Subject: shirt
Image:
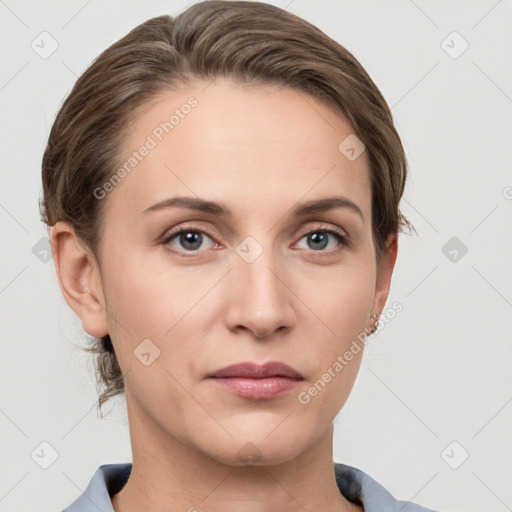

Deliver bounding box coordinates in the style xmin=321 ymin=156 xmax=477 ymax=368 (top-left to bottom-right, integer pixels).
xmin=61 ymin=462 xmax=439 ymax=511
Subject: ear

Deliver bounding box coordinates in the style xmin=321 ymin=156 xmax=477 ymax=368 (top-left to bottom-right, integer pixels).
xmin=371 ymin=233 xmax=398 ymax=318
xmin=50 ymin=221 xmax=109 ymax=338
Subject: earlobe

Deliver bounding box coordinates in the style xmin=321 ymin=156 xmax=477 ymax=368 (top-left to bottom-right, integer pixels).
xmin=50 ymin=222 xmax=109 ymax=338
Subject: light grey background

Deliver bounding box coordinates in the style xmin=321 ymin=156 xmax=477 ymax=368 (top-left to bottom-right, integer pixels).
xmin=1 ymin=1 xmax=511 ymax=511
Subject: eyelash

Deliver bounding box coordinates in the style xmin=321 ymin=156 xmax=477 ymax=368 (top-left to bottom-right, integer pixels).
xmin=161 ymin=223 xmax=351 ymax=256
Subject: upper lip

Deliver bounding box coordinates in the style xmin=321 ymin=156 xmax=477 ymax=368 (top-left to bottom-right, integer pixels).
xmin=208 ymin=361 xmax=304 ymax=379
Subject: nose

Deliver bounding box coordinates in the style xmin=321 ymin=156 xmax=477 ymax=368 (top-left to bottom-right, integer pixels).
xmin=225 ymin=248 xmax=296 ymax=339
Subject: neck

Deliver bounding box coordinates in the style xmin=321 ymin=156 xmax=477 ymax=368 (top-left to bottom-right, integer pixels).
xmin=111 ymin=398 xmax=362 ymax=512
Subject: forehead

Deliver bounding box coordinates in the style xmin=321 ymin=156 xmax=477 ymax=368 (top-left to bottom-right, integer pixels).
xmin=106 ymin=78 xmax=371 ymax=221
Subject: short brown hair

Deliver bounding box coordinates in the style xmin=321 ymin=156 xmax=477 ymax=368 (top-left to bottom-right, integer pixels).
xmin=40 ymin=0 xmax=413 ymax=415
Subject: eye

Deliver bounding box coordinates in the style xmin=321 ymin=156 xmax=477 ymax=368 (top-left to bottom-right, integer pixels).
xmin=162 ymin=225 xmax=218 ymax=253
xmin=295 ymin=227 xmax=349 ymax=253
xmin=161 ymin=224 xmax=349 ymax=256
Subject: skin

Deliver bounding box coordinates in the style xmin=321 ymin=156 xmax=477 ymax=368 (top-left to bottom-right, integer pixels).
xmin=51 ymin=78 xmax=397 ymax=512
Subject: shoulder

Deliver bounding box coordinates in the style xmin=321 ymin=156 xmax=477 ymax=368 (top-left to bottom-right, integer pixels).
xmin=61 ymin=463 xmax=131 ymax=512
xmin=62 ymin=461 xmax=440 ymax=512
xmin=334 ymin=462 xmax=440 ymax=512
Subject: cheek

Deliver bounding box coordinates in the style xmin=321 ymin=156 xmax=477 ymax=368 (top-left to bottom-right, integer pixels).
xmin=293 ymin=258 xmax=374 ymax=392
xmin=298 ymin=259 xmax=375 ymax=339
xmin=101 ymin=248 xmax=223 ymax=367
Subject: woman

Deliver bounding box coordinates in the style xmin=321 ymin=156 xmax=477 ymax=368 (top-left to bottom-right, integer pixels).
xmin=42 ymin=1 xmax=437 ymax=510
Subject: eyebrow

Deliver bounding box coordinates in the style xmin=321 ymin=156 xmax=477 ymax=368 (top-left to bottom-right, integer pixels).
xmin=141 ymin=195 xmax=364 ymax=223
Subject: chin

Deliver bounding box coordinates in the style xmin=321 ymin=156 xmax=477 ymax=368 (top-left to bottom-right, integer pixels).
xmin=196 ymin=426 xmax=314 ymax=468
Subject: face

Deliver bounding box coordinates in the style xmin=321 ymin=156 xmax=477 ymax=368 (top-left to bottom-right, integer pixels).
xmin=71 ymin=79 xmax=395 ymax=466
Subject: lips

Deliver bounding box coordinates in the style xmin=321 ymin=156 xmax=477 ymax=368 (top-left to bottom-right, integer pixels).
xmin=208 ymin=361 xmax=303 ymax=380
xmin=208 ymin=362 xmax=304 ymax=400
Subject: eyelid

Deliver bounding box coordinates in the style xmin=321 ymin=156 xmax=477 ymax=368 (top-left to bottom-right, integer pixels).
xmin=294 ymin=222 xmax=348 ymax=241
xmin=293 ymin=223 xmax=351 ymax=252
xmin=160 ymin=223 xmax=220 ymax=251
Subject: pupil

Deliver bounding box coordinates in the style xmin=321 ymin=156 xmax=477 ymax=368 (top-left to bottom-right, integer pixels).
xmin=309 ymin=232 xmax=328 ymax=250
xmin=181 ymin=231 xmax=202 ymax=250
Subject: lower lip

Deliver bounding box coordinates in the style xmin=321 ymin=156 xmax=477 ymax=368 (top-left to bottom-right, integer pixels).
xmin=209 ymin=377 xmax=301 ymax=399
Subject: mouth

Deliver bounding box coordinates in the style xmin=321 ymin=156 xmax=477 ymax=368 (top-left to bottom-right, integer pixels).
xmin=208 ymin=361 xmax=304 ymax=400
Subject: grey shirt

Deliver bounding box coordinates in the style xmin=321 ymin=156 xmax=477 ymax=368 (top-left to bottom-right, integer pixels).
xmin=61 ymin=462 xmax=439 ymax=511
